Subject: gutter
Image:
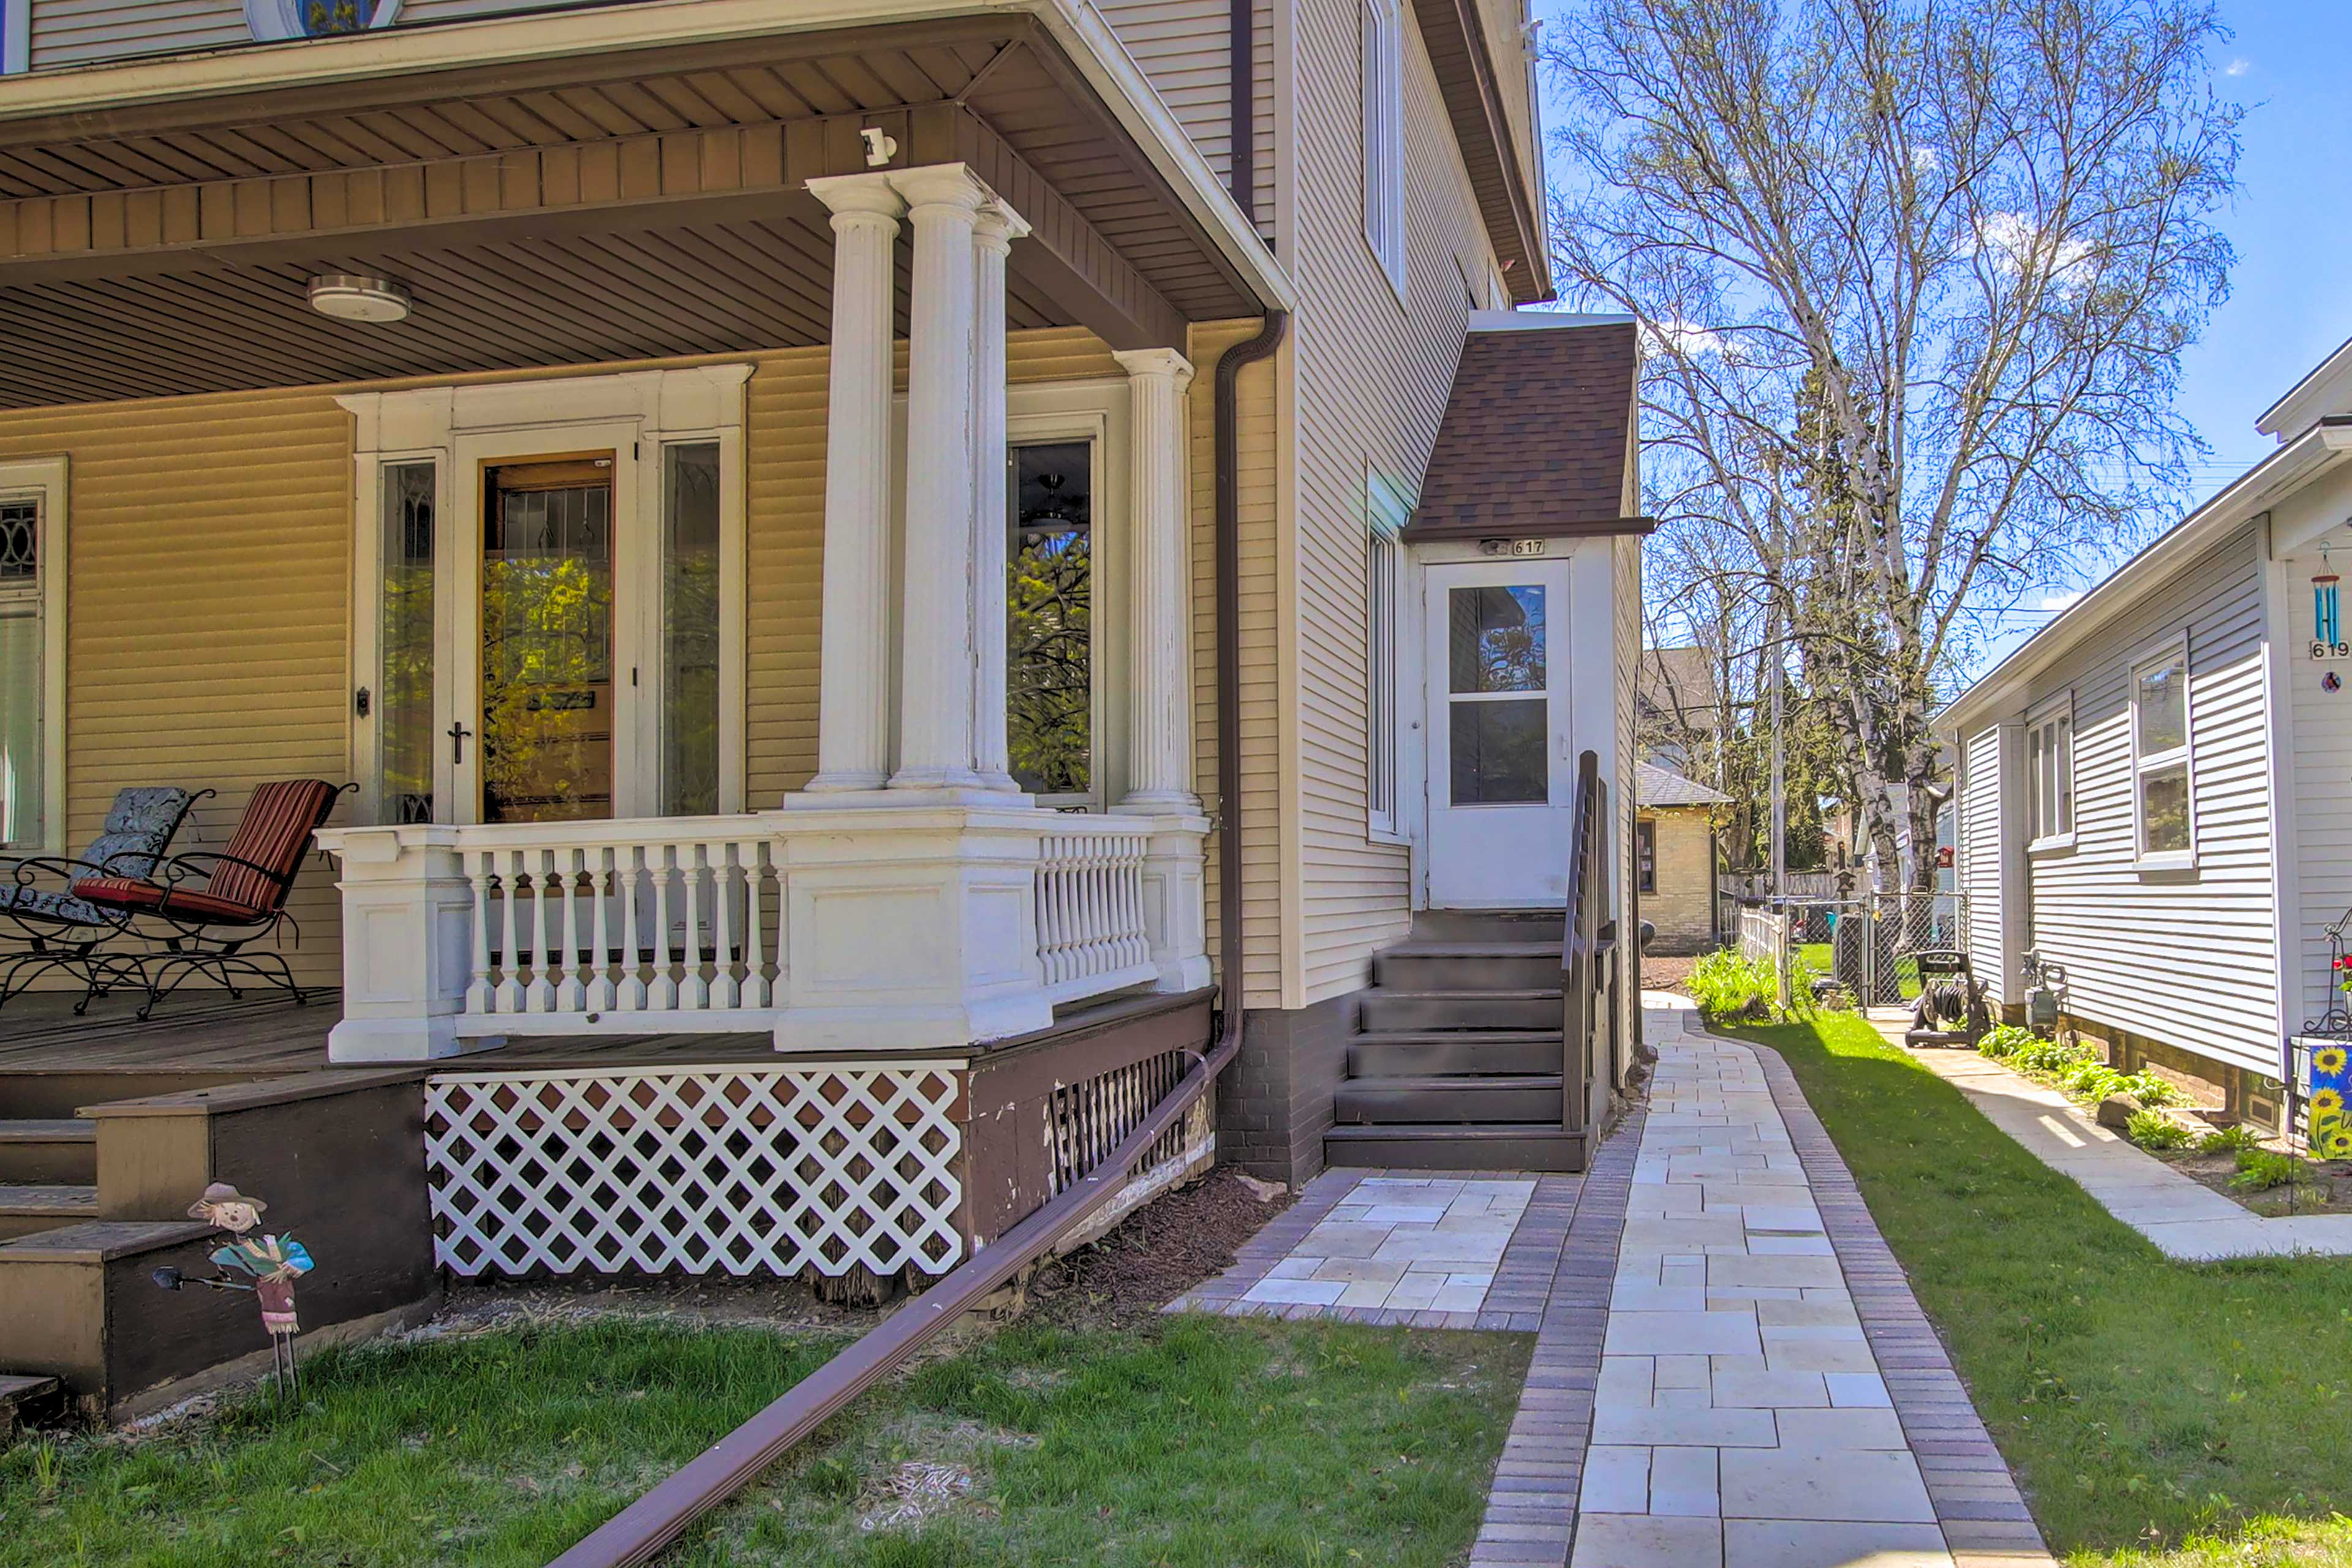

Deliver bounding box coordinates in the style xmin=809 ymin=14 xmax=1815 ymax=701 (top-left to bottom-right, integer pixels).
xmin=538 ymin=311 xmax=1287 ymax=1568
xmin=0 ymin=0 xmax=1296 ymax=315
xmin=1229 ymin=0 xmax=1254 ymax=225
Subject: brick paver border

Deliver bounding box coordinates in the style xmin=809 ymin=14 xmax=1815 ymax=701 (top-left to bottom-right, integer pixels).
xmin=1468 ymin=1107 xmax=1644 ymax=1567
xmin=1728 ymin=1028 xmax=2057 ymax=1568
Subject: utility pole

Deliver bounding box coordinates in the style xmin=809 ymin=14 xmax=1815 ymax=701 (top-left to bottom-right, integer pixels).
xmin=1768 ymin=611 xmax=1785 ymax=908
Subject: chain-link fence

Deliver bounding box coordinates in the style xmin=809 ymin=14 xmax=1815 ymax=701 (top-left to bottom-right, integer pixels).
xmin=1733 ymin=892 xmax=1972 ymax=1012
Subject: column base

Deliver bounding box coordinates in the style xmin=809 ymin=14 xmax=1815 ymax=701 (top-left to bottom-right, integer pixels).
xmin=328 ymin=1016 xmax=503 ymax=1063
xmin=1112 ymin=792 xmax=1202 ymax=816
xmin=782 ymin=785 xmax=1036 ymax=811
xmin=799 ymin=770 xmax=890 ymax=794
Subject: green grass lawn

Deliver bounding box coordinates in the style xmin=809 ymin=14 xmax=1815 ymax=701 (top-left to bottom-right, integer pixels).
xmin=0 ymin=1311 xmax=1528 ymax=1566
xmin=1724 ymin=1010 xmax=2352 ymax=1567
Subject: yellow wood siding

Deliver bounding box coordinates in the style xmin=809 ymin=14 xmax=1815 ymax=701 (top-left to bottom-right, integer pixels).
xmin=26 ymin=0 xmax=248 ymax=69
xmin=1287 ymin=0 xmax=1500 ymax=1005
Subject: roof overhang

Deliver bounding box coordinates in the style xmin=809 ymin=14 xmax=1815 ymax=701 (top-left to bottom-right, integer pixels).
xmin=1938 ymin=420 xmax=2352 ymax=736
xmin=1407 ymin=0 xmax=1550 ymax=304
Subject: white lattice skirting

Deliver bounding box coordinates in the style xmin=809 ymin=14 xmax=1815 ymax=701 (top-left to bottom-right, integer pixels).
xmin=423 ymin=1065 xmax=965 ymax=1278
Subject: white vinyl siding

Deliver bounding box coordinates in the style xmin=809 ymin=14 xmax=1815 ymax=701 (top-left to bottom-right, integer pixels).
xmin=2011 ymin=524 xmax=2278 ymax=1076
xmin=1095 ymin=0 xmax=1277 ymax=244
xmin=24 ymin=0 xmax=248 ymax=69
xmin=1958 ymin=724 xmax=2014 ymax=1005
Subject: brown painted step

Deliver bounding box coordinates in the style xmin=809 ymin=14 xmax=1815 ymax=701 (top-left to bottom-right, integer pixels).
xmin=1409 ymin=910 xmax=1566 ymax=944
xmin=1324 ymin=1123 xmax=1586 ymax=1172
xmin=1347 ymin=1030 xmax=1564 ymax=1076
xmin=0 ymin=1372 xmax=61 ymax=1438
xmin=1335 ymin=1073 xmax=1564 ymax=1125
xmin=0 ymin=1120 xmax=97 ymax=1185
xmin=1371 ymin=943 xmax=1564 ymax=992
xmin=0 ymin=1185 xmax=99 ymax=1241
xmin=1357 ymin=989 xmax=1562 ymax=1032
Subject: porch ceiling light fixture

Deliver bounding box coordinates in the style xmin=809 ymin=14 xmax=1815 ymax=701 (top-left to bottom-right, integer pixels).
xmin=307 ymin=273 xmax=412 ymax=324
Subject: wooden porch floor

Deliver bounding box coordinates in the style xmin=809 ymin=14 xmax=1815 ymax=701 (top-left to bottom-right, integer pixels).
xmin=0 ymin=990 xmax=783 ymax=1080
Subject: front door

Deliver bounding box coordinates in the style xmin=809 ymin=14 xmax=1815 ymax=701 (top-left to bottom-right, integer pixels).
xmin=1423 ymin=559 xmax=1577 ymax=907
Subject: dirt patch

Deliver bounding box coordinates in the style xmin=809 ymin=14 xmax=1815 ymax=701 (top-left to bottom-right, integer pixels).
xmin=1641 ymin=954 xmax=1699 ymax=993
xmin=2143 ymin=1147 xmax=2352 ymax=1218
xmin=1023 ymin=1166 xmax=1294 ymax=1327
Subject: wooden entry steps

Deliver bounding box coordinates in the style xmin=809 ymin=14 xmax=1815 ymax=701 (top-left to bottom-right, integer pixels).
xmin=1325 ymin=911 xmax=1586 ymax=1173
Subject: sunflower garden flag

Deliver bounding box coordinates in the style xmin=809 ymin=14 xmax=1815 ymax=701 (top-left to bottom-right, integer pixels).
xmin=2311 ymin=1041 xmax=2352 ymax=1158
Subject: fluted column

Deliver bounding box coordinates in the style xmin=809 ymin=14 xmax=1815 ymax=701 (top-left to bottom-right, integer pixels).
xmin=888 ymin=165 xmax=992 ymax=792
xmin=1112 ymin=347 xmax=1198 ymax=811
xmin=970 ymin=201 xmax=1031 ymax=794
xmin=801 ymin=173 xmax=903 ymax=794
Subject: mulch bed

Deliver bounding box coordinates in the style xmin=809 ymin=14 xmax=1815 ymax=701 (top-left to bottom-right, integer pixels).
xmin=1639 ymin=954 xmax=1698 ymax=993
xmin=1025 ymin=1167 xmax=1295 ymax=1327
xmin=2141 ymin=1145 xmax=2352 ymax=1217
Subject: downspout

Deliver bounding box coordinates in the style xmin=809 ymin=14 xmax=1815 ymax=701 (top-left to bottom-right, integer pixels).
xmin=543 ymin=312 xmax=1291 ymax=1568
xmin=1229 ymin=0 xmax=1256 ymax=224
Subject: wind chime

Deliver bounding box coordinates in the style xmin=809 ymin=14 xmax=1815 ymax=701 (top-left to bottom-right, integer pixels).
xmin=2317 ymin=546 xmax=2345 ymax=692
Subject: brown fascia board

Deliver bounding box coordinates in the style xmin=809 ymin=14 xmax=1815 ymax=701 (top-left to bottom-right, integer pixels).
xmin=1408 ymin=0 xmax=1552 ymax=304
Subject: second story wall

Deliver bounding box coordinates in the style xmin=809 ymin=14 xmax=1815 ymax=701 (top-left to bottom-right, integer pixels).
xmin=26 ymin=0 xmax=247 ymax=70
xmin=1093 ymin=0 xmax=1275 ymax=243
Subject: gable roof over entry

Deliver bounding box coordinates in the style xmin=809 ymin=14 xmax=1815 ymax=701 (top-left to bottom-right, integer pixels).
xmin=1402 ymin=314 xmax=1651 ymax=542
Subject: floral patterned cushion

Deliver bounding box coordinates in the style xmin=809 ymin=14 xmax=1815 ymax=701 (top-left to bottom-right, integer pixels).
xmin=0 ymin=786 xmax=195 ymax=932
xmin=0 ymin=883 xmax=108 ymax=927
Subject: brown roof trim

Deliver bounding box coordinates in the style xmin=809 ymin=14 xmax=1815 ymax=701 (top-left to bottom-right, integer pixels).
xmin=1400 ymin=514 xmax=1656 ymax=542
xmin=1408 ymin=0 xmax=1551 ymax=304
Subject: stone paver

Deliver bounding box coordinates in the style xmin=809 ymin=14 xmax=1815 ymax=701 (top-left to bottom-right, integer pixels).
xmin=1900 ymin=1036 xmax=2352 ymax=1261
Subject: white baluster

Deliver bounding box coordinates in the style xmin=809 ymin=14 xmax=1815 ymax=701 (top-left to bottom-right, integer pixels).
xmin=587 ymin=845 xmax=616 ymax=1012
xmin=617 ymin=847 xmax=647 ymax=1011
xmin=680 ymin=842 xmax=709 ymax=1009
xmin=649 ymin=845 xmax=677 ymax=1010
xmin=556 ymin=845 xmax=586 ymax=1012
xmin=465 ymin=850 xmax=494 ymax=1014
xmin=710 ymin=840 xmax=739 ymax=1009
xmin=742 ymin=843 xmax=771 ymax=1009
xmin=525 ymin=848 xmax=557 ymax=1012
xmin=494 ymin=849 xmax=524 ymax=1013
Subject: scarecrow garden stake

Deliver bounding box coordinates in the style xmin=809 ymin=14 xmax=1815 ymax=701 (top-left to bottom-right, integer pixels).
xmin=152 ymin=1182 xmax=315 ymax=1396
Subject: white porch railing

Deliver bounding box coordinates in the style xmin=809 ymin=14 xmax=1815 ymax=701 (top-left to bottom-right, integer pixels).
xmin=316 ymin=804 xmax=1208 ymax=1063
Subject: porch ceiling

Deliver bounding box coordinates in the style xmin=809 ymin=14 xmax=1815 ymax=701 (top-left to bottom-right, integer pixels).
xmin=0 ymin=18 xmax=1256 ymax=405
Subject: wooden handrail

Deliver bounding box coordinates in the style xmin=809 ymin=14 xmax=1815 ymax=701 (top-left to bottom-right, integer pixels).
xmin=1560 ymin=750 xmax=1607 ymax=1136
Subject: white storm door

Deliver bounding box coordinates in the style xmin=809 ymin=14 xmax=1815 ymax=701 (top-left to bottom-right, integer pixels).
xmin=1423 ymin=559 xmax=1576 ymax=907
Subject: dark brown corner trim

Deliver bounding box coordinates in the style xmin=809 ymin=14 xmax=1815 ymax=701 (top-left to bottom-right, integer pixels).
xmin=1408 ymin=0 xmax=1551 ymax=304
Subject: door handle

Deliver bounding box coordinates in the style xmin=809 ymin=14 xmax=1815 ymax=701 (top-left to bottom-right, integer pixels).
xmin=448 ymin=722 xmax=472 ymax=766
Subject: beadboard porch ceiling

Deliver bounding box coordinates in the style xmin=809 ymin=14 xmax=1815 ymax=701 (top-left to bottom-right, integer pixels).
xmin=0 ymin=17 xmax=1255 ymax=407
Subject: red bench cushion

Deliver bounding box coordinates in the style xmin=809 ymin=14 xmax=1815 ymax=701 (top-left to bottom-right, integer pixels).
xmin=70 ymin=878 xmax=266 ymax=924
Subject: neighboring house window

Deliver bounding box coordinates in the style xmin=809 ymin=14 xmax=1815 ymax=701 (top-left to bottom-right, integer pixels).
xmin=2131 ymin=639 xmax=2193 ymax=863
xmin=1365 ymin=473 xmax=1407 ymax=837
xmin=1637 ymin=818 xmax=1656 ymax=894
xmin=0 ymin=458 xmax=65 ymax=852
xmin=1 ymin=0 xmax=23 ymax=74
xmin=2025 ymin=695 xmax=2073 ymax=848
xmin=1360 ymin=0 xmax=1405 ymax=296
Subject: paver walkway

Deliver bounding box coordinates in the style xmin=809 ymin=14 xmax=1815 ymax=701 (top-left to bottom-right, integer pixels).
xmin=1899 ymin=1037 xmax=2352 ymax=1261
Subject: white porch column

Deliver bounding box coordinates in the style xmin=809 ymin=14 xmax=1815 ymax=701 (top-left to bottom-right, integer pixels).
xmin=889 ymin=164 xmax=992 ymax=792
xmin=1112 ymin=347 xmax=1199 ymax=812
xmin=802 ymin=173 xmax=904 ymax=794
xmin=971 ymin=200 xmax=1031 ymax=794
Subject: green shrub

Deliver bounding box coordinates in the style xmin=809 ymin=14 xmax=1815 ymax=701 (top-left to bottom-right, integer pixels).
xmin=2119 ymin=1071 xmax=2185 ymax=1108
xmin=2012 ymin=1038 xmax=2097 ymax=1077
xmin=2231 ymin=1148 xmax=2304 ymax=1191
xmin=2197 ymin=1125 xmax=2265 ymax=1155
xmin=2065 ymin=1063 xmax=2130 ymax=1102
xmin=1689 ymin=949 xmax=1814 ymax=1024
xmin=2127 ymin=1109 xmax=2191 ymax=1150
xmin=1977 ymin=1024 xmax=2038 ymax=1059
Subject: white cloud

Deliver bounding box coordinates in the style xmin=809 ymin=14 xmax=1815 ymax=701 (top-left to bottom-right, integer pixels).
xmin=1642 ymin=320 xmax=1731 ymax=360
xmin=1976 ymin=211 xmax=2097 ymax=288
xmin=2040 ymin=590 xmax=2085 ymax=614
xmin=1909 ymin=145 xmax=1942 ymax=175
xmin=2224 ymin=57 xmax=2251 ymax=77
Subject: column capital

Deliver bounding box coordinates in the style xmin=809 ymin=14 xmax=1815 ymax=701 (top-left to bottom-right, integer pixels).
xmin=887 ymin=161 xmax=995 ymax=214
xmin=974 ymin=200 xmax=1033 ymax=253
xmin=1113 ymin=346 xmax=1197 ymax=391
xmin=805 ymin=171 xmax=905 ymax=221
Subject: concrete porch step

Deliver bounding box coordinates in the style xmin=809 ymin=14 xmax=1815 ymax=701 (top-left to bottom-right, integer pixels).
xmin=1324 ymin=1122 xmax=1586 ymax=1172
xmin=1371 ymin=943 xmax=1564 ymax=992
xmin=1357 ymin=989 xmax=1562 ymax=1032
xmin=0 ymin=1184 xmax=99 ymax=1240
xmin=0 ymin=1120 xmax=97 ymax=1185
xmin=1335 ymin=1073 xmax=1564 ymax=1124
xmin=1348 ymin=1029 xmax=1564 ymax=1076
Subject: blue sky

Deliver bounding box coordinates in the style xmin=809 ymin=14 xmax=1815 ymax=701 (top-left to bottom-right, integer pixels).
xmin=1544 ymin=2 xmax=2352 ymax=677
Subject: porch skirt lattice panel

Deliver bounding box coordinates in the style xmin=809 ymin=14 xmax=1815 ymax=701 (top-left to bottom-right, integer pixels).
xmin=423 ymin=1065 xmax=964 ymax=1278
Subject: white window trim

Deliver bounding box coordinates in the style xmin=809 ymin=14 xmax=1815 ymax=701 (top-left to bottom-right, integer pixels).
xmin=1365 ymin=470 xmax=1408 ymax=843
xmin=0 ymin=456 xmax=66 ymax=853
xmin=2024 ymin=691 xmax=2075 ymax=853
xmin=1360 ymin=0 xmax=1406 ymax=304
xmin=2129 ymin=633 xmax=2196 ymax=870
xmin=1 ymin=0 xmax=26 ymax=75
xmin=340 ymin=366 xmax=751 ymax=826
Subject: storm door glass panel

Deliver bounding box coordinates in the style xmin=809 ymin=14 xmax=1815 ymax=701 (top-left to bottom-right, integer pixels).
xmin=481 ymin=458 xmax=614 ymax=824
xmin=379 ymin=462 xmax=436 ymax=825
xmin=1008 ymin=440 xmax=1093 ymax=797
xmin=661 ymin=443 xmax=722 ymax=816
xmin=0 ymin=497 xmax=39 ymax=848
xmin=1447 ymin=584 xmax=1547 ymax=805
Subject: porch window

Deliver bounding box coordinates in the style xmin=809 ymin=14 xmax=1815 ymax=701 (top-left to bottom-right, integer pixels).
xmin=1637 ymin=818 xmax=1657 ymax=894
xmin=1365 ymin=475 xmax=1406 ymax=837
xmin=2131 ymin=641 xmax=2193 ymax=864
xmin=1008 ymin=440 xmax=1095 ymax=800
xmin=661 ymin=443 xmax=722 ymax=816
xmin=1447 ymin=584 xmax=1547 ymax=805
xmin=1360 ymin=0 xmax=1405 ymax=295
xmin=481 ymin=458 xmax=616 ymax=826
xmin=0 ymin=458 xmax=62 ymax=852
xmin=2026 ymin=695 xmax=2073 ymax=849
xmin=377 ymin=461 xmax=436 ymax=826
